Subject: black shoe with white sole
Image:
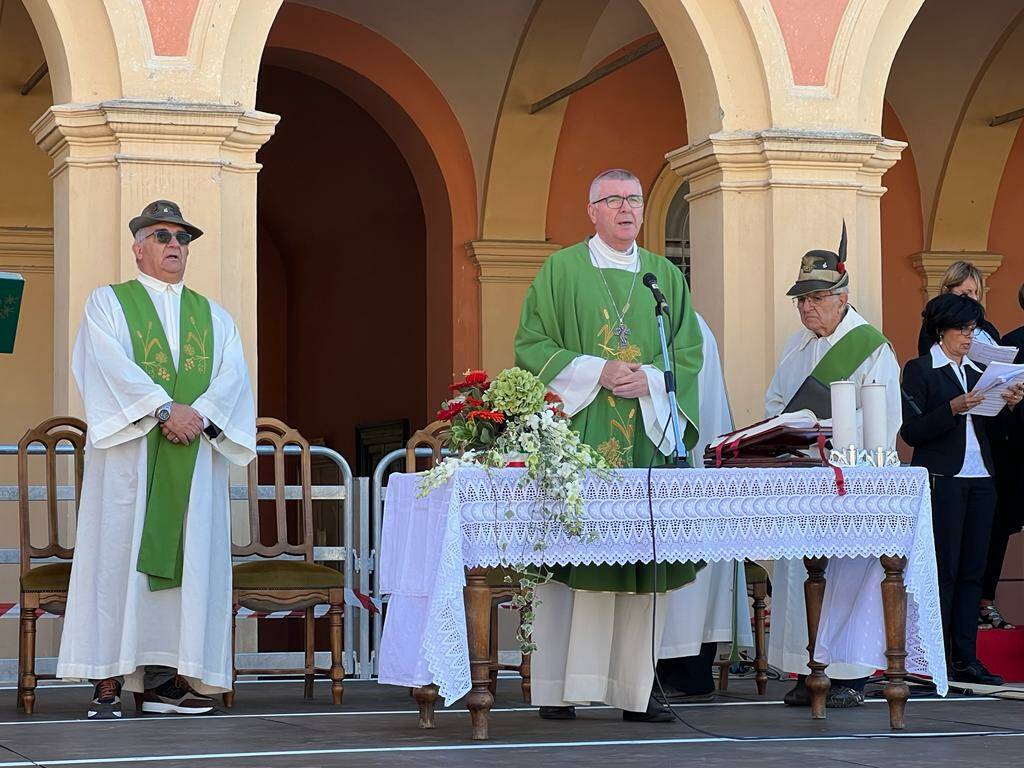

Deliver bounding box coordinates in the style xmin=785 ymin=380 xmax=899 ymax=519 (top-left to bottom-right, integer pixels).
xmin=88 ymin=678 xmax=122 ymax=719
xmin=139 ymin=676 xmax=214 ymax=715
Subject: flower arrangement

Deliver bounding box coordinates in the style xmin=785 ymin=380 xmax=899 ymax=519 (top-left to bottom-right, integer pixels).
xmin=419 ymin=367 xmax=612 ymax=652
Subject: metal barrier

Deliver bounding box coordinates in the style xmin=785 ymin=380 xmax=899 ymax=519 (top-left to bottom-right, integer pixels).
xmin=0 ymin=442 xmax=377 ymax=679
xmin=370 ymin=446 xmax=450 ymax=676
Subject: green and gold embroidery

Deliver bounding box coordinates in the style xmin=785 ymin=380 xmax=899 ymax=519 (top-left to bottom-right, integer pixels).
xmin=134 ymin=321 xmax=173 ymax=383
xmin=182 ymin=315 xmax=211 ymax=375
xmin=596 ymin=395 xmax=636 ymax=467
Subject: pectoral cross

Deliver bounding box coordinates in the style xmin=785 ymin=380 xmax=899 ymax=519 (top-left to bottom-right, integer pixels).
xmin=612 ymin=321 xmax=630 ymax=348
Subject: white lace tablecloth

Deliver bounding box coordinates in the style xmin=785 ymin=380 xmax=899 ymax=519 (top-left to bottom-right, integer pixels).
xmin=378 ymin=466 xmax=945 ymax=704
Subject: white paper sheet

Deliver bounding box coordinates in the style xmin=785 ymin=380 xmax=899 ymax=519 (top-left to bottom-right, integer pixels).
xmin=967 ymin=361 xmax=1024 ymax=416
xmin=968 ymin=338 xmax=1018 ymax=366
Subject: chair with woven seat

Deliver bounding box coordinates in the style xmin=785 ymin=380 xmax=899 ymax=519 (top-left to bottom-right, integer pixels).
xmin=404 ymin=421 xmax=531 ymax=727
xmin=224 ymin=417 xmax=345 ymax=707
xmin=16 ymin=416 xmax=86 ymax=713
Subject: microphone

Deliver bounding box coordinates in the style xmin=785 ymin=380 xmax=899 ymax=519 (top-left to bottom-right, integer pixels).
xmin=642 ymin=272 xmax=670 ymax=316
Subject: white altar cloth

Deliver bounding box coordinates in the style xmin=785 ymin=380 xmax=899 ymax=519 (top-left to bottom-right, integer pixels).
xmin=378 ymin=466 xmax=945 ymax=704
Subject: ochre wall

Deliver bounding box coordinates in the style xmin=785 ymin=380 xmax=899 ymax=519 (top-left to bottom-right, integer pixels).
xmin=988 ymin=120 xmax=1024 ymax=333
xmin=255 ymin=66 xmax=427 ymax=463
xmin=879 ymin=102 xmax=925 ymax=365
xmin=546 ymin=39 xmax=687 ymax=249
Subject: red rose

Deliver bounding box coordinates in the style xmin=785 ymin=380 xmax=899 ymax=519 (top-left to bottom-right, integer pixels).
xmin=464 ymin=370 xmax=489 ymax=386
xmin=544 ymin=392 xmax=562 ymax=403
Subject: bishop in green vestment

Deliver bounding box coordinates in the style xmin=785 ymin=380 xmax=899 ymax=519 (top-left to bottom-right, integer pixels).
xmin=513 ymin=169 xmax=705 ymax=720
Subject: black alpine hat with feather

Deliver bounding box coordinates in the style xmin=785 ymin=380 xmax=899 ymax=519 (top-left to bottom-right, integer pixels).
xmin=787 ymin=221 xmax=849 ymax=297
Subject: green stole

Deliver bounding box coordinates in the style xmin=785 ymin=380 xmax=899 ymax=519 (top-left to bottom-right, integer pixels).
xmin=811 ymin=323 xmax=888 ymax=385
xmin=111 ymin=280 xmax=214 ymax=591
xmin=515 ymin=242 xmax=704 ymax=592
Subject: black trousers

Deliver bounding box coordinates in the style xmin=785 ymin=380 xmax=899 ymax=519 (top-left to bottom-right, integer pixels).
xmin=655 ymin=641 xmax=716 ymax=695
xmin=983 ymin=468 xmax=1024 ymax=600
xmin=931 ymin=475 xmax=996 ymax=666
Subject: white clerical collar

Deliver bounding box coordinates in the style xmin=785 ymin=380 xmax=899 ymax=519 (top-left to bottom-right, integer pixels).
xmin=588 ymin=234 xmax=637 ymax=266
xmin=136 ymin=271 xmax=184 ymax=295
xmin=930 ymin=342 xmax=982 ymax=373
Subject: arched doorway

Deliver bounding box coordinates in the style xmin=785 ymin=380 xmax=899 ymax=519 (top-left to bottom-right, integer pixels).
xmin=255 ymin=64 xmax=428 ymax=468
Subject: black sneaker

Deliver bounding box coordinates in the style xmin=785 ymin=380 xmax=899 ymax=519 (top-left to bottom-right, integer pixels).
xmin=88 ymin=678 xmax=122 ymax=719
xmin=139 ymin=676 xmax=214 ymax=715
xmin=951 ymin=660 xmax=1004 ymax=686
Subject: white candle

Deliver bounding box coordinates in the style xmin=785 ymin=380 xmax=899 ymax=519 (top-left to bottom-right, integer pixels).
xmin=862 ymin=383 xmax=888 ymax=456
xmin=830 ymin=380 xmax=858 ymax=454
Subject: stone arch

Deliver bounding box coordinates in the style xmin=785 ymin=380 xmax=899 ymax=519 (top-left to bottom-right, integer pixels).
xmin=21 ymin=0 xmax=122 ymax=103
xmin=928 ymin=9 xmax=1024 ymax=252
xmin=482 ymin=0 xmax=771 ymax=242
xmin=262 ymin=2 xmax=479 ymax=401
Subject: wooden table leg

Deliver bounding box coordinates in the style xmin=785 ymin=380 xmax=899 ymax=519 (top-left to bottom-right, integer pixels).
xmin=412 ymin=684 xmax=439 ymax=729
xmin=803 ymin=556 xmax=830 ymax=719
xmin=879 ymin=555 xmax=910 ymax=730
xmin=465 ymin=568 xmax=494 ymax=740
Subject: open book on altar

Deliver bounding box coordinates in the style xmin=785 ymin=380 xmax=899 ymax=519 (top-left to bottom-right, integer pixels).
xmin=705 ymin=409 xmax=831 ymax=467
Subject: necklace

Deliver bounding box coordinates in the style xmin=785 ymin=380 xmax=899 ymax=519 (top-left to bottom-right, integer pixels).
xmin=596 ymin=262 xmax=639 ymax=349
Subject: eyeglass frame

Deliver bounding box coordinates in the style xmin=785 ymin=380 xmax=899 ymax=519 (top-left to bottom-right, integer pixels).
xmin=144 ymin=228 xmax=193 ymax=246
xmin=590 ymin=194 xmax=645 ymax=210
xmin=793 ymin=291 xmax=843 ymax=307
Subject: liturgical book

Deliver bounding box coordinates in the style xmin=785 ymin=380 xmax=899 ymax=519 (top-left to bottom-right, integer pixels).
xmin=0 ymin=272 xmax=24 ymax=354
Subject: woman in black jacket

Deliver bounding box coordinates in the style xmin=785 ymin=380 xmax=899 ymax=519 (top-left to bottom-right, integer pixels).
xmin=901 ymin=293 xmax=1024 ymax=685
xmin=982 ymin=282 xmax=1024 ymax=629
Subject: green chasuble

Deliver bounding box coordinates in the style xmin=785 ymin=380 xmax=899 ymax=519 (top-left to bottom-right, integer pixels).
xmin=111 ymin=280 xmax=214 ymax=591
xmin=514 ymin=241 xmax=704 ymax=593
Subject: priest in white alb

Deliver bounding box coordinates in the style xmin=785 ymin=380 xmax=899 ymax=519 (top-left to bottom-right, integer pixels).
xmin=764 ymin=225 xmax=901 ymax=708
xmin=515 ymin=169 xmax=743 ymax=722
xmin=57 ymin=200 xmax=255 ymax=719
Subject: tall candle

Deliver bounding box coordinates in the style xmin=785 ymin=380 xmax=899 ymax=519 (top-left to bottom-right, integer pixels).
xmin=862 ymin=383 xmax=888 ymax=456
xmin=830 ymin=380 xmax=858 ymax=454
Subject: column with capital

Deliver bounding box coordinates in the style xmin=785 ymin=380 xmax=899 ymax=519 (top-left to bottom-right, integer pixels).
xmin=667 ymin=131 xmax=905 ymax=425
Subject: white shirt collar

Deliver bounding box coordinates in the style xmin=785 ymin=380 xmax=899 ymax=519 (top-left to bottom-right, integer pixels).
xmin=136 ymin=270 xmax=184 ymax=295
xmin=588 ymin=233 xmax=637 ymax=266
xmin=795 ymin=305 xmax=861 ymax=351
xmin=930 ymin=343 xmax=982 ymax=373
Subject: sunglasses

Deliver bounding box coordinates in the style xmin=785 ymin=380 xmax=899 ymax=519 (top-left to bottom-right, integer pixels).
xmin=145 ymin=229 xmax=193 ymax=246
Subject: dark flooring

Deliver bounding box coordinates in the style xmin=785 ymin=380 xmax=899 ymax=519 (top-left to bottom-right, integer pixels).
xmin=0 ymin=675 xmax=1020 ymax=767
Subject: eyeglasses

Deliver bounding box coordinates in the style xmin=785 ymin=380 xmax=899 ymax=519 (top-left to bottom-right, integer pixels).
xmin=794 ymin=292 xmax=840 ymax=307
xmin=953 ymin=323 xmax=977 ymax=336
xmin=145 ymin=229 xmax=192 ymax=246
xmin=590 ymin=194 xmax=644 ymax=210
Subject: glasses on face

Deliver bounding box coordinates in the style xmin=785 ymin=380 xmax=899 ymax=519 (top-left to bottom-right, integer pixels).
xmin=953 ymin=323 xmax=977 ymax=336
xmin=591 ymin=194 xmax=644 ymax=210
xmin=794 ymin=292 xmax=840 ymax=307
xmin=145 ymin=229 xmax=192 ymax=246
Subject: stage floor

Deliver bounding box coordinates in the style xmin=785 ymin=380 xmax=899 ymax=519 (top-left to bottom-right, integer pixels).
xmin=0 ymin=675 xmax=1021 ymax=767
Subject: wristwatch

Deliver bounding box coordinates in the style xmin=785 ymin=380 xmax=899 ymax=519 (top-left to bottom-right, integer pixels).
xmin=156 ymin=402 xmax=173 ymax=423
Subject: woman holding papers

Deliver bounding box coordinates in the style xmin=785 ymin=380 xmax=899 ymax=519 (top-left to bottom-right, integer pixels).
xmin=901 ymin=293 xmax=1024 ymax=686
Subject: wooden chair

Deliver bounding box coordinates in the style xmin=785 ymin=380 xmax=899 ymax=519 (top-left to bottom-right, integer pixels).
xmin=714 ymin=560 xmax=769 ymax=695
xmin=17 ymin=417 xmax=86 ymax=713
xmin=224 ymin=418 xmax=345 ymax=707
xmin=404 ymin=422 xmax=531 ymax=727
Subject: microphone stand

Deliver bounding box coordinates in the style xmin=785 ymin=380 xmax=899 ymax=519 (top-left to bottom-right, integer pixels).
xmin=653 ymin=301 xmax=688 ymax=468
